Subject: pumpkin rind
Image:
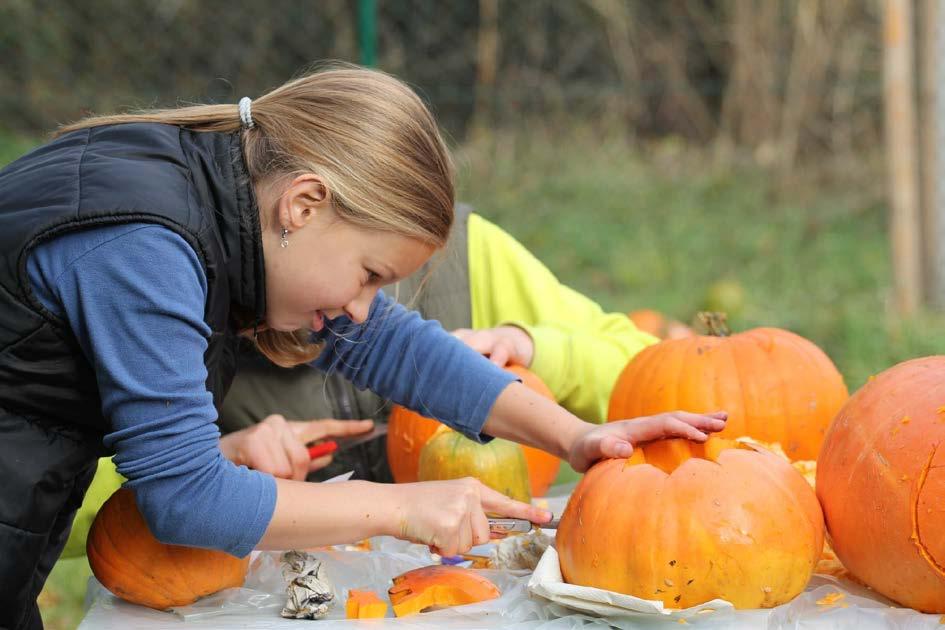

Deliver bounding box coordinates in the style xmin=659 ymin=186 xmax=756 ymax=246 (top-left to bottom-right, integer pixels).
xmin=86 ymin=488 xmax=250 ymax=610
xmin=557 ymin=438 xmax=824 ymax=609
xmin=608 ymin=327 xmax=848 ymax=461
xmin=817 ymin=356 xmax=945 ymax=613
xmin=388 ymin=565 xmax=500 ymax=617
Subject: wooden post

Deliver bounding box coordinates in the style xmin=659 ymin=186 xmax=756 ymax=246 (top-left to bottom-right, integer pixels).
xmin=470 ymin=0 xmax=500 ymax=141
xmin=919 ymin=0 xmax=945 ymax=308
xmin=884 ymin=0 xmax=922 ymax=315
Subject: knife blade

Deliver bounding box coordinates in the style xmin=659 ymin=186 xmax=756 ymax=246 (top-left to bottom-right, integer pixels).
xmin=307 ymin=424 xmax=388 ymax=459
xmin=487 ymin=516 xmax=559 ymax=534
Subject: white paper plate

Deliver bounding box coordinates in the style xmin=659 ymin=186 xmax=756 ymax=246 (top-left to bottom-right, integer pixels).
xmin=527 ymin=545 xmax=734 ymax=620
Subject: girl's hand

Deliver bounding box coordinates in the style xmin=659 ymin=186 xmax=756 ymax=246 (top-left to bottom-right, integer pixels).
xmin=568 ymin=411 xmax=728 ymax=473
xmin=390 ymin=478 xmax=552 ymax=557
xmin=452 ymin=325 xmax=534 ymax=367
xmin=219 ymin=414 xmax=374 ymax=480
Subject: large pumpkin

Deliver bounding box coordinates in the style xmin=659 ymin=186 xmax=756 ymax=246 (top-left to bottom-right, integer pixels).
xmin=387 ymin=364 xmax=560 ymax=497
xmin=87 ymin=488 xmax=250 ymax=610
xmin=418 ymin=427 xmax=531 ymax=502
xmin=608 ymin=315 xmax=848 ymax=460
xmin=817 ymin=356 xmax=945 ymax=612
xmin=557 ymin=437 xmax=824 ymax=609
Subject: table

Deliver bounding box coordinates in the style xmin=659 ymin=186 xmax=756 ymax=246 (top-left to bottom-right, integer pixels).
xmin=78 ymin=490 xmax=944 ymax=629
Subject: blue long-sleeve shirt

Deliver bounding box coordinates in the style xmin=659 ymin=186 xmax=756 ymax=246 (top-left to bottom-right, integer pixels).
xmin=27 ymin=222 xmax=516 ymax=556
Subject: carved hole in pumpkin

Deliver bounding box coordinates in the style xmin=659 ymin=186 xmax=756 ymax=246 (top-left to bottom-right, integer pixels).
xmin=625 ymin=437 xmax=745 ymax=474
xmin=913 ymin=442 xmax=945 ymax=579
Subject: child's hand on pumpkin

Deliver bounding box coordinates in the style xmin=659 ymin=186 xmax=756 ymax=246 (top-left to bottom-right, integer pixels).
xmin=219 ymin=414 xmax=375 ymax=479
xmin=390 ymin=478 xmax=552 ymax=557
xmin=567 ymin=411 xmax=728 ymax=472
xmin=452 ymin=325 xmax=534 ymax=367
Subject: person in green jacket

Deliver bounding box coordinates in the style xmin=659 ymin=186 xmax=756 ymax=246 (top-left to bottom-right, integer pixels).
xmin=62 ymin=204 xmax=657 ymax=557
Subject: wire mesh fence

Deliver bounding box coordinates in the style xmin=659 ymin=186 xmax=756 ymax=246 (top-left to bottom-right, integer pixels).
xmin=1 ymin=0 xmax=885 ymax=172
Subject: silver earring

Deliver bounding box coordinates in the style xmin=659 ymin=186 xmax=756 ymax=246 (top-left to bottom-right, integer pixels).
xmin=280 ymin=227 xmax=289 ymax=248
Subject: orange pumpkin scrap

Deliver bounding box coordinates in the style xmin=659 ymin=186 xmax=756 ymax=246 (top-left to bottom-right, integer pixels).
xmin=388 ymin=364 xmax=560 ymax=497
xmin=817 ymin=356 xmax=945 ymax=613
xmin=608 ymin=314 xmax=848 ymax=461
xmin=556 ymin=437 xmax=824 ymax=609
xmin=346 ymin=589 xmax=388 ymax=619
xmin=86 ymin=488 xmax=249 ymax=610
xmin=388 ymin=565 xmax=500 ymax=617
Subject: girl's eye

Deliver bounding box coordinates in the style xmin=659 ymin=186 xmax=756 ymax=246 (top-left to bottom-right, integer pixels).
xmin=366 ymin=270 xmax=381 ymax=283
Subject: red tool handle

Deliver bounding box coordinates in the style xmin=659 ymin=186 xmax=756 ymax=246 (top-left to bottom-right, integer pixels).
xmin=307 ymin=441 xmax=338 ymax=459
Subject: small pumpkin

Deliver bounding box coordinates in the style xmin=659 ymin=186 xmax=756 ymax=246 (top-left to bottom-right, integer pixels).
xmin=346 ymin=589 xmax=388 ymax=619
xmin=86 ymin=488 xmax=250 ymax=610
xmin=609 ymin=313 xmax=848 ymax=461
xmin=628 ymin=309 xmax=694 ymax=340
xmin=387 ymin=364 xmax=560 ymax=497
xmin=556 ymin=437 xmax=824 ymax=609
xmin=418 ymin=426 xmax=531 ymax=502
xmin=818 ymin=356 xmax=945 ymax=613
xmin=388 ymin=565 xmax=500 ymax=617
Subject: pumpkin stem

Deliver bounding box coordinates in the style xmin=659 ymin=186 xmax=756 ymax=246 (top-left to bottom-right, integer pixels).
xmin=695 ymin=312 xmax=730 ymax=337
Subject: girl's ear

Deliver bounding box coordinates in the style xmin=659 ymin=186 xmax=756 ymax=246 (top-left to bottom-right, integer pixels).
xmin=278 ymin=174 xmax=331 ymax=231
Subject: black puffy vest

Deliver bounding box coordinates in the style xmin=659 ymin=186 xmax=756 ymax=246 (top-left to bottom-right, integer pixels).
xmin=0 ymin=122 xmax=266 ymax=431
xmin=0 ymin=123 xmax=265 ymax=628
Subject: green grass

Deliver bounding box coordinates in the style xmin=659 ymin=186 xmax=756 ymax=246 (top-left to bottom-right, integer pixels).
xmin=8 ymin=128 xmax=945 ymax=628
xmin=38 ymin=558 xmax=92 ymax=630
xmin=457 ymin=132 xmax=945 ymax=391
xmin=0 ymin=131 xmax=43 ymax=167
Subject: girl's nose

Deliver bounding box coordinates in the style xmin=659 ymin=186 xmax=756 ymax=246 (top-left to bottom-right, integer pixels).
xmin=344 ymin=290 xmax=373 ymax=324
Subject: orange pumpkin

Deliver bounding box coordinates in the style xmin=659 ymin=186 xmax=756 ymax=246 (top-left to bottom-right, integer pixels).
xmin=387 ymin=405 xmax=442 ymax=484
xmin=86 ymin=488 xmax=249 ymax=610
xmin=608 ymin=315 xmax=848 ymax=460
xmin=346 ymin=589 xmax=389 ymax=618
xmin=817 ymin=356 xmax=945 ymax=612
xmin=388 ymin=565 xmax=500 ymax=617
xmin=418 ymin=426 xmax=531 ymax=502
xmin=628 ymin=309 xmax=694 ymax=340
xmin=387 ymin=364 xmax=560 ymax=497
xmin=734 ymin=438 xmax=852 ymax=580
xmin=557 ymin=437 xmax=824 ymax=609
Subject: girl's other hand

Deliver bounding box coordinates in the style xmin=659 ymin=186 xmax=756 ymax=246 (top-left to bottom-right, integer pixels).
xmin=568 ymin=411 xmax=728 ymax=472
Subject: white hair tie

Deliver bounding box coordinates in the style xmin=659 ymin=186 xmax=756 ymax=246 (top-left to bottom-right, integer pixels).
xmin=238 ymin=96 xmax=254 ymax=129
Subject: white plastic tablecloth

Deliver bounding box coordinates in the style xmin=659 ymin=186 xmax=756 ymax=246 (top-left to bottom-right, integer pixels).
xmin=77 ymin=489 xmax=945 ymax=629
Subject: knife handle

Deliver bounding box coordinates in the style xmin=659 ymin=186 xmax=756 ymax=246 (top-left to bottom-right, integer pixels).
xmin=307 ymin=441 xmax=339 ymax=459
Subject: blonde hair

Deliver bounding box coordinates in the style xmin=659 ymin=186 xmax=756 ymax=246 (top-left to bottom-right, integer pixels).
xmin=58 ymin=63 xmax=455 ymax=367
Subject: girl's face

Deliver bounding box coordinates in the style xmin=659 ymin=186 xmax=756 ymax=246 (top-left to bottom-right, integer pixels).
xmin=259 ymin=175 xmax=436 ymax=333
